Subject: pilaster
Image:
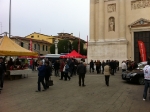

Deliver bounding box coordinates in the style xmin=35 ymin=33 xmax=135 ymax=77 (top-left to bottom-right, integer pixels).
xmin=89 ymin=0 xmax=95 ymax=42
xmin=119 ymin=0 xmax=126 ymax=40
xmin=97 ymin=0 xmax=104 ymax=42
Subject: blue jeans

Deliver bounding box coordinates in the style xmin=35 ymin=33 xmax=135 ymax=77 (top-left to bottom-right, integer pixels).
xmin=143 ymin=79 xmax=150 ymax=99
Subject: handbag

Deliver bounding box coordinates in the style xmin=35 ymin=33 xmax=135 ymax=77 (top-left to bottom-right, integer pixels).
xmin=48 ymin=77 xmax=53 ymax=86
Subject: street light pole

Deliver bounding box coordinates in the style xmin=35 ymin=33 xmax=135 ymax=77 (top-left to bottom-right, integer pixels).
xmin=9 ymin=0 xmax=11 ymax=38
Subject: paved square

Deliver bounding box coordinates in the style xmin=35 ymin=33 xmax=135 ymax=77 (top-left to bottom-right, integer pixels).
xmin=0 ymin=70 xmax=150 ymax=112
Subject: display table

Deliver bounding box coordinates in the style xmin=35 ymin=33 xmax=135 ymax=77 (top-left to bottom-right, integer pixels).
xmin=7 ymin=69 xmax=32 ymax=80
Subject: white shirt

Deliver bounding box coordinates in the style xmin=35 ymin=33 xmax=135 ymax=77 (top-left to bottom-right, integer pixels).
xmin=122 ymin=62 xmax=127 ymax=70
xmin=42 ymin=59 xmax=45 ymax=65
xmin=143 ymin=65 xmax=150 ymax=80
xmin=63 ymin=65 xmax=66 ymax=72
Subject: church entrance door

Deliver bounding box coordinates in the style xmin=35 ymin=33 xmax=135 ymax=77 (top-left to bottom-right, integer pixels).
xmin=134 ymin=31 xmax=150 ymax=63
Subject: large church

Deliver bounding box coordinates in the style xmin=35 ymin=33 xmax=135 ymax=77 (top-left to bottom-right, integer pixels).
xmin=88 ymin=0 xmax=150 ymax=63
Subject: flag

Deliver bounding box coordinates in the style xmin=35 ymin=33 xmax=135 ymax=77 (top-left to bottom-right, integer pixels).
xmin=138 ymin=40 xmax=146 ymax=62
xmin=78 ymin=32 xmax=80 ymax=53
xmin=30 ymin=39 xmax=32 ymax=51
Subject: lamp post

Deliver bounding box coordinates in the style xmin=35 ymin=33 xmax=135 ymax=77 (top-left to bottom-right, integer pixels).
xmin=54 ymin=38 xmax=59 ymax=54
xmin=9 ymin=0 xmax=11 ymax=38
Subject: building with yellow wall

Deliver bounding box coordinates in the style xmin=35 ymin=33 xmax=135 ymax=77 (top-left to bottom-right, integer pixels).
xmin=26 ymin=32 xmax=54 ymax=44
xmin=11 ymin=36 xmax=52 ymax=55
xmin=26 ymin=32 xmax=87 ymax=49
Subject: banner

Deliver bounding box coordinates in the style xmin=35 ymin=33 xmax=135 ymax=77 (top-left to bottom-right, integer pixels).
xmin=78 ymin=32 xmax=80 ymax=53
xmin=30 ymin=39 xmax=32 ymax=51
xmin=138 ymin=40 xmax=147 ymax=62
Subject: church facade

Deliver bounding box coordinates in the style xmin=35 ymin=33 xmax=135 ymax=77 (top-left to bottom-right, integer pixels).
xmin=88 ymin=0 xmax=150 ymax=63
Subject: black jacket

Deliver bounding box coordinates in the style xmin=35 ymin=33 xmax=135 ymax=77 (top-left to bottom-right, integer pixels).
xmin=0 ymin=62 xmax=6 ymax=75
xmin=45 ymin=65 xmax=51 ymax=77
xmin=77 ymin=63 xmax=86 ymax=75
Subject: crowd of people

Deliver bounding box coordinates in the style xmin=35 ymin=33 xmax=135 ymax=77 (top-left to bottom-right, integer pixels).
xmin=35 ymin=58 xmax=87 ymax=92
xmin=0 ymin=57 xmax=136 ymax=91
xmin=89 ymin=60 xmax=119 ymax=75
xmin=2 ymin=56 xmax=150 ymax=102
xmin=121 ymin=60 xmax=138 ymax=72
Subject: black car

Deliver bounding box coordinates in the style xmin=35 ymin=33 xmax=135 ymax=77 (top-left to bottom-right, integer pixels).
xmin=122 ymin=62 xmax=147 ymax=85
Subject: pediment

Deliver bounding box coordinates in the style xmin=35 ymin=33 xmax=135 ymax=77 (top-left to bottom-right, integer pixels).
xmin=129 ymin=18 xmax=150 ymax=28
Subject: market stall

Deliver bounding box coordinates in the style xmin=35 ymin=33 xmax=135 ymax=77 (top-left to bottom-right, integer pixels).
xmin=0 ymin=36 xmax=38 ymax=80
xmin=0 ymin=36 xmax=38 ymax=56
xmin=60 ymin=50 xmax=86 ymax=58
xmin=7 ymin=69 xmax=32 ymax=80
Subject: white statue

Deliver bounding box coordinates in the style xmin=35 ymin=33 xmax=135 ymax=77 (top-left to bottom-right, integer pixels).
xmin=109 ymin=17 xmax=115 ymax=31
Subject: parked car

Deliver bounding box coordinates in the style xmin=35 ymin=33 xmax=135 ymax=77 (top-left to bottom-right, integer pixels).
xmin=122 ymin=62 xmax=147 ymax=85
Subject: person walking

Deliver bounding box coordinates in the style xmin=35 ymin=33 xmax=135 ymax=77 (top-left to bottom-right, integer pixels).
xmin=63 ymin=61 xmax=70 ymax=81
xmin=77 ymin=61 xmax=86 ymax=87
xmin=104 ymin=63 xmax=110 ymax=86
xmin=0 ymin=57 xmax=6 ymax=90
xmin=44 ymin=61 xmax=51 ymax=89
xmin=36 ymin=61 xmax=46 ymax=92
xmin=90 ymin=60 xmax=94 ymax=73
xmin=54 ymin=60 xmax=60 ymax=77
xmin=143 ymin=61 xmax=150 ymax=101
xmin=95 ymin=60 xmax=100 ymax=74
xmin=59 ymin=60 xmax=65 ymax=80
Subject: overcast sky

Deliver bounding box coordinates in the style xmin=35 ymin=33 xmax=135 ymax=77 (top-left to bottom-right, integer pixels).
xmin=0 ymin=0 xmax=89 ymax=41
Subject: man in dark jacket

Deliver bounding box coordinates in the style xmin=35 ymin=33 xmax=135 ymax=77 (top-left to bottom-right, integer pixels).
xmin=102 ymin=60 xmax=105 ymax=74
xmin=90 ymin=60 xmax=94 ymax=73
xmin=69 ymin=59 xmax=75 ymax=77
xmin=77 ymin=61 xmax=86 ymax=87
xmin=36 ymin=61 xmax=46 ymax=92
xmin=0 ymin=57 xmax=6 ymax=90
xmin=44 ymin=61 xmax=52 ymax=89
xmin=54 ymin=60 xmax=60 ymax=77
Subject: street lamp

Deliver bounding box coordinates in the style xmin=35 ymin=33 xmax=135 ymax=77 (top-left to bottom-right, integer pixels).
xmin=9 ymin=0 xmax=11 ymax=38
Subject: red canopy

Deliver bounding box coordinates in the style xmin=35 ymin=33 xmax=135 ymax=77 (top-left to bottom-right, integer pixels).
xmin=60 ymin=50 xmax=86 ymax=58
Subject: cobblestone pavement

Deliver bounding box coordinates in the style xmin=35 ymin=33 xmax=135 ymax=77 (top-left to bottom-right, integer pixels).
xmin=0 ymin=69 xmax=150 ymax=112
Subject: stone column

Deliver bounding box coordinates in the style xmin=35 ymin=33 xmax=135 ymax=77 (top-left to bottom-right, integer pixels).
xmin=119 ymin=0 xmax=126 ymax=40
xmin=89 ymin=0 xmax=95 ymax=42
xmin=98 ymin=0 xmax=104 ymax=42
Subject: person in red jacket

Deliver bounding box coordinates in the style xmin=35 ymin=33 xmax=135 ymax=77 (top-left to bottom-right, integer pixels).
xmin=59 ymin=60 xmax=65 ymax=80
